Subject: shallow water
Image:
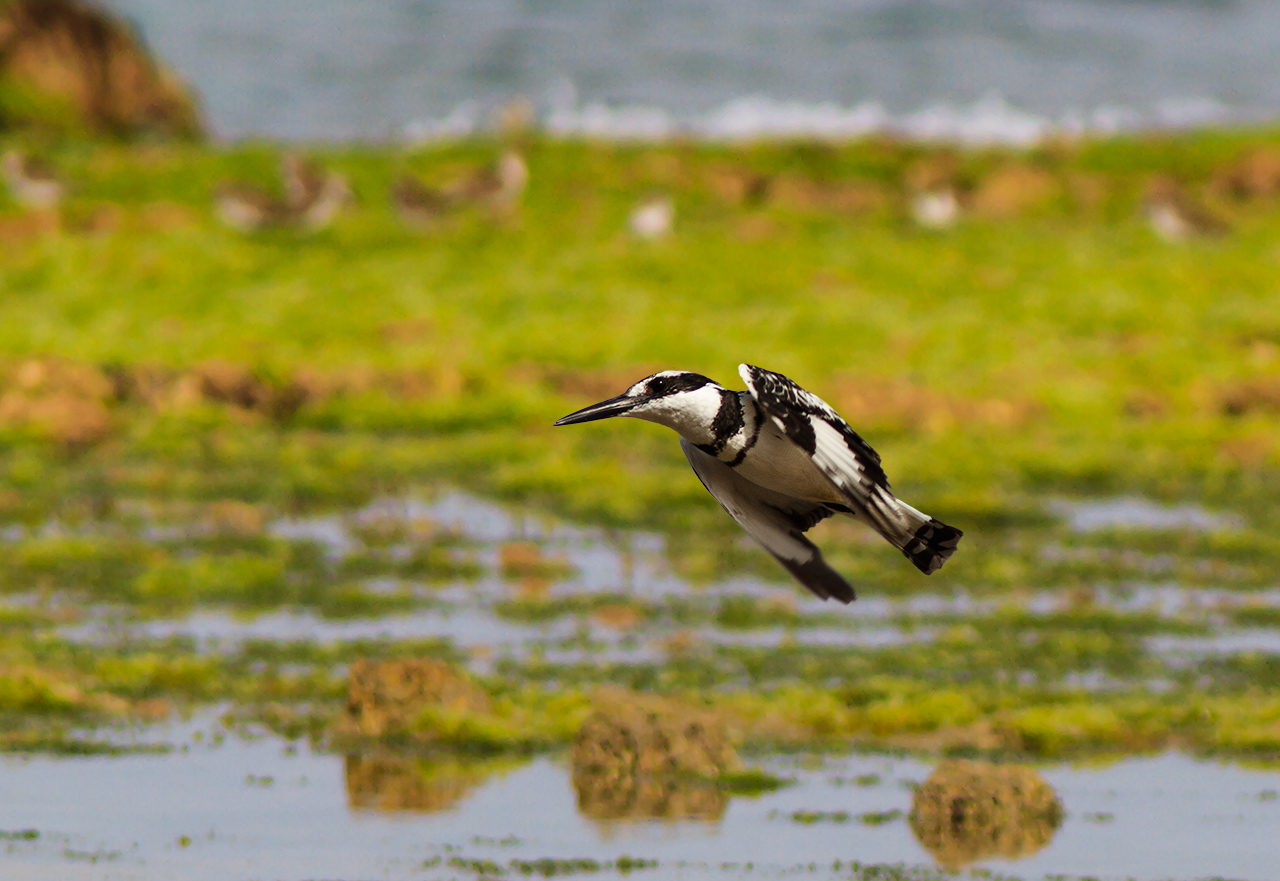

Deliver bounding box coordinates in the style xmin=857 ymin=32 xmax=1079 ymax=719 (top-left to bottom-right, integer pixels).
xmin=2 ymin=720 xmax=1278 ymax=881
xmin=9 ymin=490 xmax=1280 ymax=879
xmin=44 ymin=491 xmax=1280 ymax=677
xmin=103 ymin=0 xmax=1280 ymax=141
xmin=1048 ymin=497 xmax=1243 ymax=534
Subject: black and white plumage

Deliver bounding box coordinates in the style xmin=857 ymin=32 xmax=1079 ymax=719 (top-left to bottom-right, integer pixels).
xmin=554 ymin=365 xmax=962 ymax=603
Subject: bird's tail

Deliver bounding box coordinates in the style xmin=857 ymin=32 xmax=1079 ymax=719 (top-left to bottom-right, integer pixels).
xmin=863 ymin=490 xmax=963 ymax=575
xmin=898 ymin=514 xmax=963 ymax=574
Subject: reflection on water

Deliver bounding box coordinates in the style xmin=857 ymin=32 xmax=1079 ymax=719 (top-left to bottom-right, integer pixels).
xmin=3 ymin=724 xmax=1280 ymax=881
xmin=570 ymin=694 xmax=734 ymax=823
xmin=344 ymin=753 xmax=512 ymax=813
xmin=573 ymin=771 xmax=727 ymax=823
xmin=909 ymin=759 xmax=1062 ymax=870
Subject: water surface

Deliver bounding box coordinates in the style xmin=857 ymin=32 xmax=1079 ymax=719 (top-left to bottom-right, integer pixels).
xmin=3 ymin=724 xmax=1278 ymax=881
xmin=103 ymin=0 xmax=1280 ymax=141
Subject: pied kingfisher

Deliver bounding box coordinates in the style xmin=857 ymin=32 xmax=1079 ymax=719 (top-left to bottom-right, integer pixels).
xmin=555 ymin=364 xmax=962 ymax=603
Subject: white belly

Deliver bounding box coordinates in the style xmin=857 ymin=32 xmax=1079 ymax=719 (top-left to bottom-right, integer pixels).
xmin=732 ymin=423 xmax=845 ymax=504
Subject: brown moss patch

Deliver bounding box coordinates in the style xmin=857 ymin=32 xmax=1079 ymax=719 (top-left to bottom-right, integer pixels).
xmin=378 ymin=318 xmax=434 ymax=344
xmin=1066 ymin=171 xmax=1113 ymax=213
xmin=1123 ymin=390 xmax=1169 ymax=419
xmin=769 ymin=174 xmax=889 ymax=214
xmin=591 ymin=603 xmax=645 ymax=632
xmin=970 ymin=165 xmax=1060 ymax=219
xmin=703 ymin=164 xmax=771 ymax=206
xmin=1212 ymin=147 xmax=1280 ymax=200
xmin=0 ymin=356 xmax=497 ymax=445
xmin=903 ymin=155 xmax=959 ymax=193
xmin=1219 ymin=377 xmax=1280 ymax=416
xmin=909 ymin=759 xmax=1062 ymax=870
xmin=134 ymin=201 xmax=198 ymax=231
xmin=204 ymin=499 xmax=266 ymax=538
xmin=0 ymin=210 xmax=59 ymax=240
xmin=830 ymin=376 xmax=1037 ymax=434
xmin=1218 ymin=435 xmax=1278 ymax=467
xmin=336 ymin=658 xmax=491 ymax=740
xmin=193 ymin=359 xmax=308 ymax=419
xmin=103 ymin=360 xmax=311 ymax=419
xmin=498 ymin=542 xmax=570 ymax=580
xmin=732 ymin=213 xmax=779 ymax=241
xmin=0 ymin=358 xmax=113 ymax=446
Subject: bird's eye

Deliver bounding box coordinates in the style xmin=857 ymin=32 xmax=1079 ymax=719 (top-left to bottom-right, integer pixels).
xmin=649 ymin=377 xmax=669 ymax=394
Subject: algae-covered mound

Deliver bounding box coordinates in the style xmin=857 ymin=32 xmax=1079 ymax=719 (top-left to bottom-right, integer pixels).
xmin=909 ymin=758 xmax=1062 ymax=870
xmin=0 ymin=0 xmax=202 ymax=137
xmin=336 ymin=658 xmax=490 ymax=740
xmin=570 ymin=693 xmax=737 ymax=821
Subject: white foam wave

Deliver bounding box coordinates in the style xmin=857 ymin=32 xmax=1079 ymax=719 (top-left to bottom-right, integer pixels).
xmin=403 ymin=86 xmax=1249 ymax=148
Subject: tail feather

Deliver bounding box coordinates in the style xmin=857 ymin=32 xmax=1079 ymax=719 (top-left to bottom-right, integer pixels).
xmin=862 ymin=490 xmax=963 ymax=574
xmin=900 ymin=517 xmax=963 ymax=574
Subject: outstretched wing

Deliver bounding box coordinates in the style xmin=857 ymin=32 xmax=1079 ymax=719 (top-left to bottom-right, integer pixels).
xmin=681 ymin=438 xmax=855 ymax=603
xmin=740 ymin=363 xmax=888 ymax=488
xmin=739 ymin=362 xmax=915 ymax=539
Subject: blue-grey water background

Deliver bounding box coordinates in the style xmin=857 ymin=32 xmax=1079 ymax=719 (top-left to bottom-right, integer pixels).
xmin=106 ymin=0 xmax=1280 ymax=143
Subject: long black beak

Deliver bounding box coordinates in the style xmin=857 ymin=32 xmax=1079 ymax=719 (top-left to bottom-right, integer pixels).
xmin=554 ymin=393 xmax=637 ymax=426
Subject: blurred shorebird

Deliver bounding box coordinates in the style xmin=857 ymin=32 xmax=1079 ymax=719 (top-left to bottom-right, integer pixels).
xmin=629 ymin=194 xmax=674 ymax=239
xmin=3 ymin=149 xmax=65 ymax=210
xmin=555 ymin=365 xmax=962 ymax=603
xmin=390 ymin=174 xmax=454 ymax=229
xmin=281 ymin=154 xmax=325 ymax=211
xmin=905 ymin=156 xmax=961 ymax=230
xmin=1143 ymin=176 xmax=1229 ymax=242
xmin=297 ymin=171 xmax=353 ymax=231
xmin=280 ymin=154 xmax=352 ymax=230
xmin=445 ymin=149 xmax=528 ymax=210
xmin=214 ymin=182 xmax=291 ymax=232
xmin=215 ymin=155 xmax=351 ymax=232
xmin=911 ymin=187 xmax=961 ymax=230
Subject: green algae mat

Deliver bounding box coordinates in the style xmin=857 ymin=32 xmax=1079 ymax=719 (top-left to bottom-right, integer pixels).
xmin=2 ymin=133 xmax=1280 ymax=762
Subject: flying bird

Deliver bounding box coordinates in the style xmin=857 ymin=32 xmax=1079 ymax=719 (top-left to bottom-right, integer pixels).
xmin=555 ymin=365 xmax=962 ymax=602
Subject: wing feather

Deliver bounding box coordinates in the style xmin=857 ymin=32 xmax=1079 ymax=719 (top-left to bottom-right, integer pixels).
xmin=681 ymin=438 xmax=855 ymax=603
xmin=739 ymin=365 xmax=964 ymax=573
xmin=740 ymin=363 xmax=904 ymax=537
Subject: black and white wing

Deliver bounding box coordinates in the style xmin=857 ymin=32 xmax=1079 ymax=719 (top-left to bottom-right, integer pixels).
xmin=740 ymin=362 xmax=888 ymax=494
xmin=739 ymin=364 xmax=962 ymax=575
xmin=680 ymin=438 xmax=855 ymax=603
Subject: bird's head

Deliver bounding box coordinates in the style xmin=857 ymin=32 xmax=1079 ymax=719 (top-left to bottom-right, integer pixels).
xmin=554 ymin=370 xmax=726 ymax=442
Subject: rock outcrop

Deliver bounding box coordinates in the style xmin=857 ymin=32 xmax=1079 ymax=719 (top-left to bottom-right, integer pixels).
xmin=0 ymin=0 xmax=202 ymax=137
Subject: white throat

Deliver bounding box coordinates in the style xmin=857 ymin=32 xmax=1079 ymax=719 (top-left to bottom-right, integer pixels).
xmin=629 ymin=385 xmax=725 ymax=446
